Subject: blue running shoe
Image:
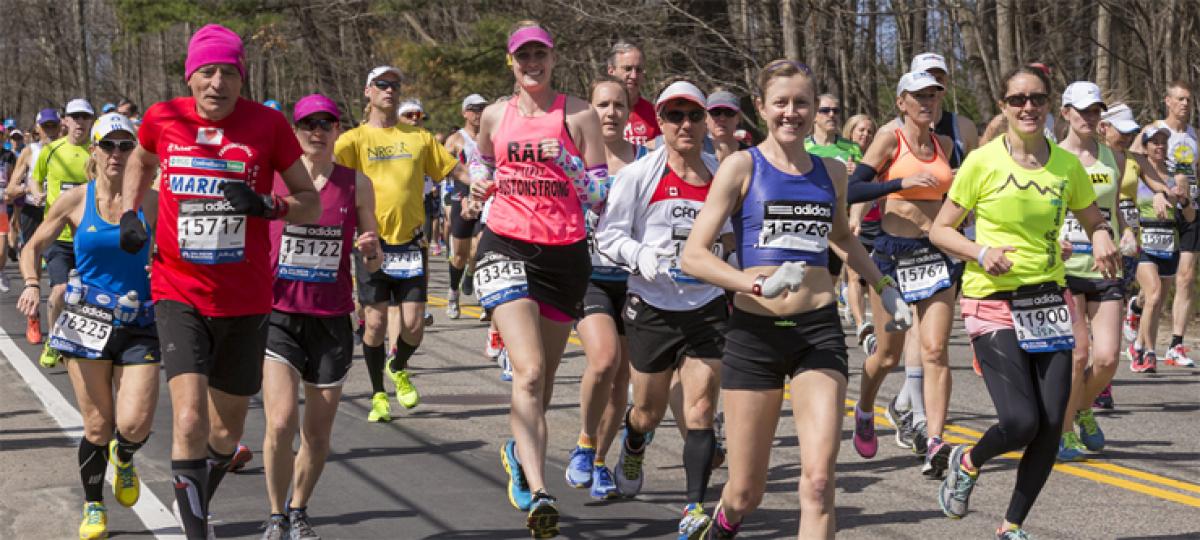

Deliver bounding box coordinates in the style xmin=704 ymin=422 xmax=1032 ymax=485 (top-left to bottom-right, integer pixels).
xmin=1076 ymin=409 xmax=1105 ymax=451
xmin=565 ymin=446 xmax=595 ymax=488
xmin=589 ymin=465 xmax=618 ymax=500
xmin=1057 ymin=432 xmax=1087 ymax=462
xmin=501 ymin=439 xmax=533 ymax=510
xmin=678 ymin=503 xmax=711 ymax=540
xmin=526 ymin=490 xmax=559 ymax=538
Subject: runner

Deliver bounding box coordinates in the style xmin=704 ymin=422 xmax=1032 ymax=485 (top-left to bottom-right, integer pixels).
xmin=1053 ymin=82 xmax=1137 ymax=461
xmin=334 ymin=69 xmax=466 ymax=424
xmin=844 ymin=114 xmax=877 ymax=150
xmin=30 ymin=98 xmax=95 ymax=369
xmin=116 ymin=24 xmax=321 ymax=539
xmin=680 ymin=58 xmax=911 ymax=539
xmin=441 ymin=94 xmax=488 ymax=319
xmin=607 ymin=41 xmax=660 ymax=146
xmin=1129 ymin=126 xmax=1193 ymax=374
xmin=929 ymin=65 xmax=1121 ymax=539
xmin=17 ymin=112 xmax=157 ymax=540
xmin=705 ymin=90 xmax=747 ymax=161
xmin=910 ymin=52 xmax=980 ymax=167
xmin=8 ymin=109 xmax=61 ymax=346
xmin=843 ymin=113 xmax=881 ymax=357
xmin=848 ymin=71 xmax=959 ymax=476
xmin=259 ymin=95 xmax=381 ymax=540
xmin=565 ymin=75 xmax=645 ymax=501
xmin=468 ymin=20 xmax=606 ymax=537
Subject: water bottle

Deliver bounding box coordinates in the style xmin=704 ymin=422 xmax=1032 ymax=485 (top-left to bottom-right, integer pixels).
xmin=65 ymin=269 xmax=83 ymax=305
xmin=115 ymin=291 xmax=139 ymax=325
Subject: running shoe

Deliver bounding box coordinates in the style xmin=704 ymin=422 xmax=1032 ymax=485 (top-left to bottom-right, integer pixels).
xmin=923 ymin=437 xmax=951 ymax=478
xmin=431 ymin=243 xmax=443 ymax=257
xmin=565 ymin=446 xmax=595 ymax=488
xmin=498 ymin=348 xmax=513 ymax=382
xmin=616 ymin=428 xmax=651 ymax=497
xmin=1144 ymin=350 xmax=1158 ymax=373
xmin=1165 ymin=344 xmax=1196 ymax=367
xmin=25 ymin=314 xmax=42 ymax=345
xmin=501 ymin=439 xmax=533 ymax=511
xmin=1056 ymin=432 xmax=1087 ymax=462
xmin=1093 ymin=384 xmax=1114 ymax=410
xmin=996 ymin=524 xmax=1033 ymax=539
xmin=261 ymin=515 xmax=288 ymax=540
xmin=937 ymin=445 xmax=978 ymax=519
xmin=712 ymin=440 xmax=726 ymax=469
xmin=702 ymin=501 xmax=740 ymax=539
xmin=39 ymin=342 xmax=59 ymax=368
xmin=589 ymin=465 xmax=618 ymax=500
xmin=1127 ymin=344 xmax=1147 ymax=373
xmin=862 ymin=333 xmax=877 ymax=357
xmin=446 ymin=290 xmax=460 ymax=320
xmin=108 ymin=439 xmax=140 ymax=507
xmin=1075 ymin=409 xmax=1105 ymax=451
xmin=526 ymin=490 xmax=559 ymax=539
xmin=423 ymin=311 xmax=434 ymax=327
xmin=911 ymin=420 xmax=929 ymax=456
xmin=485 ymin=327 xmax=503 ymax=359
xmin=1122 ymin=298 xmax=1140 ymax=343
xmin=461 ymin=270 xmax=475 ymax=296
xmin=367 ymin=392 xmax=392 ymax=423
xmin=230 ymin=443 xmax=252 ymax=472
xmin=79 ymin=502 xmax=107 ymax=540
xmin=885 ymin=395 xmax=914 ymax=449
xmin=677 ymin=503 xmax=711 ymax=540
xmin=852 ymin=404 xmax=877 ymax=458
xmin=0 ymin=274 xmax=10 ymax=293
xmin=287 ymin=508 xmax=320 ymax=540
xmin=479 ymin=309 xmax=491 ymax=322
xmin=856 ymin=321 xmax=874 ymax=345
xmin=354 ymin=320 xmax=364 ymax=345
xmin=387 ymin=368 xmax=421 ymax=409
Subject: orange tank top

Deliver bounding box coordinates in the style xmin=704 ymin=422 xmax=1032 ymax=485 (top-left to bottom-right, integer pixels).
xmin=884 ymin=128 xmax=954 ymax=201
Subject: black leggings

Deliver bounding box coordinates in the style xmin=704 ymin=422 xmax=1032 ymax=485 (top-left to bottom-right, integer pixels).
xmin=970 ymin=329 xmax=1072 ymax=526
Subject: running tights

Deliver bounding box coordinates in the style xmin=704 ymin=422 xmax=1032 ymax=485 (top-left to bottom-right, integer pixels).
xmin=970 ymin=329 xmax=1072 ymax=526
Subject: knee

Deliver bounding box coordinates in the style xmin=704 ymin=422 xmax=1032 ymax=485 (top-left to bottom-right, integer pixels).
xmin=799 ymin=468 xmax=836 ymax=508
xmin=401 ymin=319 xmax=424 ymax=341
xmin=685 ymin=396 xmax=716 ymax=428
xmin=116 ymin=411 xmax=154 ymax=442
xmin=1092 ymin=350 xmax=1119 ymax=374
xmin=511 ymin=363 xmax=546 ymax=400
xmin=450 ymin=252 xmax=467 ymax=268
xmin=82 ymin=417 xmax=113 ymax=446
xmin=998 ymin=414 xmax=1040 ymax=447
xmin=300 ymin=428 xmax=331 ymax=455
xmin=264 ymin=411 xmax=297 ymax=444
xmin=631 ymin=401 xmax=665 ymax=430
xmin=586 ymin=347 xmax=620 ymax=380
xmin=49 ymin=285 xmax=65 ymax=309
xmin=921 ymin=340 xmax=948 ymax=364
xmin=722 ymin=485 xmax=764 ymax=516
xmin=873 ymin=350 xmax=902 ymax=371
xmin=173 ymin=408 xmax=208 ymax=448
xmin=363 ymin=312 xmax=386 ymax=339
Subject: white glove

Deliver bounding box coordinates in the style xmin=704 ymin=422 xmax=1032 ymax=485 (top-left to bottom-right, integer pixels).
xmin=761 ymin=261 xmax=807 ymax=298
xmin=880 ymin=286 xmax=913 ymax=331
xmin=635 ymin=246 xmax=674 ymax=281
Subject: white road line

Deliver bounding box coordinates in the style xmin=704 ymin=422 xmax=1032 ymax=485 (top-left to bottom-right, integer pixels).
xmin=0 ymin=334 xmax=184 ymax=539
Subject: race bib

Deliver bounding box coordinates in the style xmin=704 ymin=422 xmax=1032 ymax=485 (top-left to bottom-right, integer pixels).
xmin=1119 ymin=200 xmax=1139 ymax=230
xmin=1140 ymin=221 xmax=1176 ymax=258
xmin=1009 ymin=289 xmax=1074 ymax=353
xmin=49 ymin=303 xmax=113 ymax=359
xmin=1060 ymin=208 xmax=1111 ymax=254
xmin=178 ymin=199 xmax=246 ymax=264
xmin=588 ymin=211 xmax=627 ymax=280
xmin=757 ymin=200 xmax=832 ymax=253
xmin=894 ymin=247 xmax=951 ymax=302
xmin=668 ymin=226 xmax=702 ymax=284
xmin=277 ymin=225 xmax=342 ymax=283
xmin=381 ymin=243 xmax=424 ymax=279
xmin=475 ymin=256 xmax=528 ymax=309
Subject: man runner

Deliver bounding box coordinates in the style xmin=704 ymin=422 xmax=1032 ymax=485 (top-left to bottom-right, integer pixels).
xmin=441 ymin=93 xmax=487 ymax=318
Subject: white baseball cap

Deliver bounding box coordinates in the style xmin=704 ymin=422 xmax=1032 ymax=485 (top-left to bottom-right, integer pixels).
xmin=1100 ymin=103 xmax=1139 ymax=134
xmin=655 ymin=81 xmax=707 ymax=111
xmin=397 ymin=99 xmax=425 ymax=117
xmin=910 ymin=52 xmax=948 ymax=74
xmin=365 ymin=66 xmax=403 ymax=87
xmin=1062 ymin=81 xmax=1106 ymax=110
xmin=895 ymin=71 xmax=944 ymax=97
xmin=65 ymin=99 xmax=95 ymax=116
xmin=461 ymin=94 xmax=488 ymax=111
xmin=90 ymin=113 xmax=136 ymax=143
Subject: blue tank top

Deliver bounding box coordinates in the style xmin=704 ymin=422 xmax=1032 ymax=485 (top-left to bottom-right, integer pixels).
xmin=75 ymin=181 xmax=151 ymax=299
xmin=735 ymin=147 xmax=836 ymax=268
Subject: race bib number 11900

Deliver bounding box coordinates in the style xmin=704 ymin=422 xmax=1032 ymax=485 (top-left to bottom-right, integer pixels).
xmin=1010 ymin=289 xmax=1074 ymax=353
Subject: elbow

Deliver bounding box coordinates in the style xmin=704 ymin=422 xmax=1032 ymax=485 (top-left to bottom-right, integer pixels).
xmin=928 ymin=225 xmax=952 ymax=251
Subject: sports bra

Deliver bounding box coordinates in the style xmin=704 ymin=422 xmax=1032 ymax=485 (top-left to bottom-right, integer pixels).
xmin=735 ymin=147 xmax=836 ymax=268
xmin=884 ymin=128 xmax=953 ymax=201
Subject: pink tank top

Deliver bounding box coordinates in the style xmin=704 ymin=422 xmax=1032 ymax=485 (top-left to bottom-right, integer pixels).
xmin=488 ymin=94 xmax=586 ymax=245
xmin=269 ymin=164 xmax=357 ymax=316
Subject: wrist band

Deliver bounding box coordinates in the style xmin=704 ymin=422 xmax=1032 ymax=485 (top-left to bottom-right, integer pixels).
xmin=24 ymin=282 xmax=39 ymax=289
xmin=976 ymin=246 xmax=989 ymax=267
xmin=873 ymin=275 xmax=896 ymax=294
xmin=752 ymin=275 xmax=765 ymax=296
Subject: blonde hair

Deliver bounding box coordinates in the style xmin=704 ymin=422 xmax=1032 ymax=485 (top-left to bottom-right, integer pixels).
xmin=842 ymin=114 xmax=875 ymax=141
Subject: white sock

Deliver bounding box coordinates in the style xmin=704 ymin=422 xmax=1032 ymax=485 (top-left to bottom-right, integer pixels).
xmin=905 ymin=367 xmax=926 ymax=424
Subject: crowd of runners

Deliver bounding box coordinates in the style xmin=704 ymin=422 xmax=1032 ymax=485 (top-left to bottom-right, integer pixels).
xmin=3 ymin=20 xmax=1198 ymax=540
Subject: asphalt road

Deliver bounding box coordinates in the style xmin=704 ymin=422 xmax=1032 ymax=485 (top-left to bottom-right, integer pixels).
xmin=3 ymin=263 xmax=1200 ymax=539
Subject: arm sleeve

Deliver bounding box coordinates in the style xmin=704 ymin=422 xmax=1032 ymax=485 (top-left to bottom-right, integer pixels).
xmin=595 ymin=165 xmax=645 ymax=268
xmin=846 ymin=163 xmax=905 ymax=203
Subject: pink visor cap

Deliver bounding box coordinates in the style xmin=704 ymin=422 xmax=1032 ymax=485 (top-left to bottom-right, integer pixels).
xmin=293 ymin=94 xmax=341 ymax=123
xmin=507 ymin=26 xmax=554 ymax=54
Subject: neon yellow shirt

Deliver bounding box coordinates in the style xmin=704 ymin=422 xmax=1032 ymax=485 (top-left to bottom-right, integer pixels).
xmin=334 ymin=124 xmax=456 ymax=245
xmin=1119 ymin=157 xmax=1140 ymax=201
xmin=33 ymin=137 xmax=90 ymax=242
xmin=949 ymin=138 xmax=1096 ymax=298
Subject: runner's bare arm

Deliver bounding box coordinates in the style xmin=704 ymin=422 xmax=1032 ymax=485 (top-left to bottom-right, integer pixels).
xmin=681 ymin=151 xmax=756 ymax=292
xmin=6 ymin=147 xmax=30 ymax=201
xmin=19 ymin=187 xmax=84 ymax=284
xmin=277 ymin=159 xmax=321 ymax=224
xmin=355 ymin=171 xmax=382 ymax=273
xmin=121 ymin=146 xmax=158 ymax=213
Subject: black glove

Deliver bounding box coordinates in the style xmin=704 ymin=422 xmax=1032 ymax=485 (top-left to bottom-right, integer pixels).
xmin=221 ymin=181 xmax=272 ymax=218
xmin=119 ymin=210 xmax=148 ymax=254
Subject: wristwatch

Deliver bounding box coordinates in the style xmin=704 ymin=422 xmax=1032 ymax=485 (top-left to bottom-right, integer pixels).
xmin=752 ymin=275 xmax=765 ymax=296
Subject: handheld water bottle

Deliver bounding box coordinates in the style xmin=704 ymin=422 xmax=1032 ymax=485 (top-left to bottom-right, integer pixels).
xmin=116 ymin=291 xmax=139 ymax=324
xmin=65 ymin=269 xmax=83 ymax=305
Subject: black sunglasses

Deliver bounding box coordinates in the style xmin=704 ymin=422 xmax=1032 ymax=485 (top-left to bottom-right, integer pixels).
xmin=67 ymin=113 xmax=94 ymax=121
xmin=662 ymin=109 xmax=706 ymax=124
xmin=297 ymin=118 xmax=337 ymax=132
xmin=372 ymin=79 xmax=400 ymax=91
xmin=817 ymin=107 xmax=841 ymax=115
xmin=709 ymin=108 xmax=738 ymax=118
xmin=465 ymin=106 xmax=486 ymax=113
xmin=1003 ymin=93 xmax=1049 ymax=108
xmin=97 ymin=140 xmax=136 ymax=153
xmin=40 ymin=122 xmax=61 ymax=130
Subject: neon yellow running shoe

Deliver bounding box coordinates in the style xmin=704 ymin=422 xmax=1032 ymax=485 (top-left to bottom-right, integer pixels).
xmin=40 ymin=342 xmax=60 ymax=368
xmin=367 ymin=392 xmax=391 ymax=422
xmin=79 ymin=502 xmax=107 ymax=540
xmin=388 ymin=368 xmax=421 ymax=409
xmin=108 ymin=439 xmax=139 ymax=507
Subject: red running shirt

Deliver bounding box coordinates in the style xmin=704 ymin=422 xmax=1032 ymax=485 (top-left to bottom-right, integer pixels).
xmin=624 ymin=97 xmax=662 ymax=147
xmin=139 ymin=97 xmax=303 ymax=317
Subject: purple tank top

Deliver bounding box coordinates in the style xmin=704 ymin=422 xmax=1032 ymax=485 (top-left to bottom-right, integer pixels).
xmin=270 ymin=164 xmax=357 ymax=316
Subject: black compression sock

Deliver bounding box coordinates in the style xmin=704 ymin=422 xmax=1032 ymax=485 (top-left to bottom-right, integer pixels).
xmin=205 ymin=445 xmax=235 ymax=503
xmin=1171 ymin=335 xmax=1184 ymax=348
xmin=683 ymin=429 xmax=717 ymax=503
xmin=363 ymin=343 xmax=387 ymax=393
xmin=1131 ymin=299 xmax=1143 ymax=315
xmin=114 ymin=430 xmax=146 ymax=464
xmin=172 ymin=459 xmax=209 ymax=539
xmin=388 ymin=339 xmax=418 ymax=372
xmin=623 ymin=409 xmax=648 ymax=452
xmin=449 ymin=264 xmax=464 ymax=293
xmin=79 ymin=438 xmax=109 ymax=502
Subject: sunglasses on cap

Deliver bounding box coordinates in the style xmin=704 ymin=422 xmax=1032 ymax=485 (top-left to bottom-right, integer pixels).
xmin=709 ymin=108 xmax=738 ymax=118
xmin=1002 ymin=93 xmax=1049 ymax=108
xmin=817 ymin=107 xmax=840 ymax=115
xmin=297 ymin=117 xmax=337 ymax=132
xmin=97 ymin=140 xmax=136 ymax=153
xmin=372 ymin=79 xmax=401 ymax=91
xmin=662 ymin=109 xmax=706 ymax=124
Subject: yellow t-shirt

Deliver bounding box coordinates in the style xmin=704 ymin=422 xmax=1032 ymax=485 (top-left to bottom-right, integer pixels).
xmin=1119 ymin=156 xmax=1140 ymax=201
xmin=334 ymin=124 xmax=457 ymax=245
xmin=949 ymin=138 xmax=1096 ymax=298
xmin=33 ymin=137 xmax=90 ymax=242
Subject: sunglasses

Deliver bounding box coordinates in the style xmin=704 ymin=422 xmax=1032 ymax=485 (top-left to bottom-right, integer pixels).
xmin=817 ymin=107 xmax=840 ymax=115
xmin=297 ymin=118 xmax=337 ymax=132
xmin=40 ymin=122 xmax=60 ymax=130
xmin=402 ymin=112 xmax=423 ymax=120
xmin=1003 ymin=93 xmax=1049 ymax=108
xmin=662 ymin=109 xmax=706 ymax=124
xmin=372 ymin=79 xmax=400 ymax=91
xmin=97 ymin=140 xmax=136 ymax=153
xmin=465 ymin=106 xmax=486 ymax=114
xmin=67 ymin=113 xmax=93 ymax=121
xmin=709 ymin=108 xmax=738 ymax=118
